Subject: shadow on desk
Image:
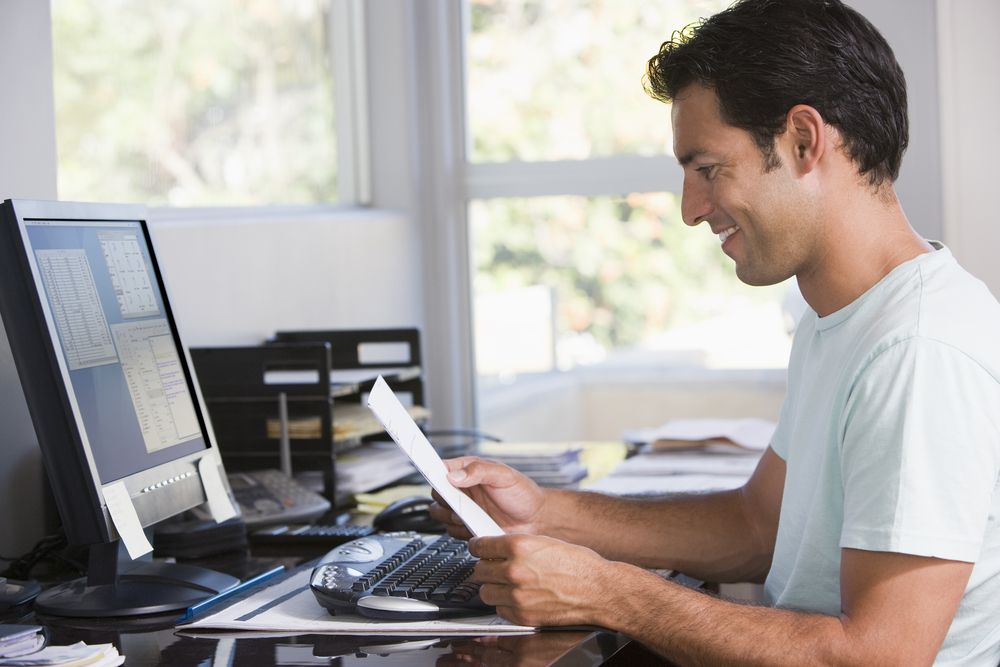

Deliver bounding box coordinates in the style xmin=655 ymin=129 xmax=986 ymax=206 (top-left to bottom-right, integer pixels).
xmin=601 ymin=640 xmax=680 ymax=667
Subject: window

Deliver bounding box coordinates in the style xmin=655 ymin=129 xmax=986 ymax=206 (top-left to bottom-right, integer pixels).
xmin=468 ymin=0 xmax=720 ymax=162
xmin=471 ymin=194 xmax=789 ymax=378
xmin=466 ymin=0 xmax=793 ymax=394
xmin=51 ymin=0 xmax=338 ymax=206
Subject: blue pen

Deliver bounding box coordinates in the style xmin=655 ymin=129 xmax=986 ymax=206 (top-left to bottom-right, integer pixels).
xmin=177 ymin=565 xmax=285 ymax=623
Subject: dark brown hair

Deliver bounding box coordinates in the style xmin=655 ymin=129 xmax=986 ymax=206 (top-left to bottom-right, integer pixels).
xmin=645 ymin=0 xmax=908 ymax=185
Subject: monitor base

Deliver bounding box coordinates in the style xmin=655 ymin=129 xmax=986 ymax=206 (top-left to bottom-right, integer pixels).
xmin=33 ymin=561 xmax=239 ymax=618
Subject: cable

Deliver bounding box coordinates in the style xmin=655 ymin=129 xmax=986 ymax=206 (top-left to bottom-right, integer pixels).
xmin=0 ymin=529 xmax=85 ymax=581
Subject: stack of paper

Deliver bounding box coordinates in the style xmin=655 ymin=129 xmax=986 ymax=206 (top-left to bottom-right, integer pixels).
xmin=335 ymin=441 xmax=416 ymax=495
xmin=0 ymin=627 xmax=47 ymax=660
xmin=478 ymin=443 xmax=588 ymax=488
xmin=581 ymin=419 xmax=773 ymax=497
xmin=0 ymin=642 xmax=123 ymax=667
xmin=264 ymin=404 xmax=431 ymax=442
xmin=623 ymin=418 xmax=776 ymax=452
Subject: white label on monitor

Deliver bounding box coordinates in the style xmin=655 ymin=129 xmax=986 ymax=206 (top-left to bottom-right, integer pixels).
xmin=35 ymin=249 xmax=119 ymax=371
xmin=367 ymin=376 xmax=504 ymax=537
xmin=198 ymin=456 xmax=238 ymax=523
xmin=98 ymin=230 xmax=161 ymax=319
xmin=103 ymin=481 xmax=153 ymax=559
xmin=111 ymin=319 xmax=201 ymax=453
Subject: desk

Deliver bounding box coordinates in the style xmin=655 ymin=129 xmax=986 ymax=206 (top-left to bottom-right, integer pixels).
xmin=2 ymin=546 xmax=676 ymax=667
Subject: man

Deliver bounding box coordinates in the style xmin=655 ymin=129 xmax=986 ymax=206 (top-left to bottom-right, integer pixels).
xmin=430 ymin=1 xmax=1000 ymax=665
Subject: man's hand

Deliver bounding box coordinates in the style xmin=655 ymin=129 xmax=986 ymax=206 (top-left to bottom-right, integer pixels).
xmin=469 ymin=534 xmax=627 ymax=628
xmin=468 ymin=535 xmax=973 ymax=666
xmin=429 ymin=457 xmax=548 ymax=540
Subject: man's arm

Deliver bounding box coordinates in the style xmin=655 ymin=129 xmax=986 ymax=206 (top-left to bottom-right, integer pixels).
xmin=434 ymin=447 xmax=785 ymax=583
xmin=471 ymin=538 xmax=973 ymax=666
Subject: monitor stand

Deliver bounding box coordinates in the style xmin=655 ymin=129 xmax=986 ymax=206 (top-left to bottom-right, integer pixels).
xmin=33 ymin=540 xmax=239 ymax=618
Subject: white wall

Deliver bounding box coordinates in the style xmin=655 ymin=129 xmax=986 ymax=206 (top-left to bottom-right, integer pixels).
xmin=852 ymin=0 xmax=943 ymax=241
xmin=149 ymin=207 xmax=424 ymax=346
xmin=938 ymin=0 xmax=1000 ymax=298
xmin=0 ymin=0 xmax=59 ymax=557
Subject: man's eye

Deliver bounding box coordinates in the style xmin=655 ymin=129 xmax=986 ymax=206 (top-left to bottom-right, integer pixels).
xmin=697 ymin=165 xmax=716 ymax=179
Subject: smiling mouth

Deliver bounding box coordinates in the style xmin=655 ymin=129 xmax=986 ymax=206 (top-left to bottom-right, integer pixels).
xmin=719 ymin=225 xmax=740 ymax=243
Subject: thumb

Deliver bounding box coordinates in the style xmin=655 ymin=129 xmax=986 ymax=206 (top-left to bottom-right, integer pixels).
xmin=446 ymin=458 xmax=517 ymax=490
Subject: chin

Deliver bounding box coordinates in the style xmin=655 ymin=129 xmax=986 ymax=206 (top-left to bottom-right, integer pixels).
xmin=735 ymin=264 xmax=791 ymax=287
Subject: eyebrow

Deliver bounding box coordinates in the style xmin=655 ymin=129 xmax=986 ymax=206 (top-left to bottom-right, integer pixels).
xmin=676 ymin=149 xmax=710 ymax=167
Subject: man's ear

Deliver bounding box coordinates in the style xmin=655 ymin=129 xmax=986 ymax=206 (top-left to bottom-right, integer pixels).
xmin=783 ymin=104 xmax=826 ymax=175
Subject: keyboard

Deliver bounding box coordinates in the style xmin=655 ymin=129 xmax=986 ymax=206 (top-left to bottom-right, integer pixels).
xmin=309 ymin=532 xmax=492 ymax=620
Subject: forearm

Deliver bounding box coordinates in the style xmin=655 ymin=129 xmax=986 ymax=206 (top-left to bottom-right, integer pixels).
xmin=540 ymin=487 xmax=773 ymax=583
xmin=603 ymin=564 xmax=853 ymax=667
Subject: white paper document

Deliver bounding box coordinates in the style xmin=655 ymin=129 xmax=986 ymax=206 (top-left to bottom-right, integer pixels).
xmin=622 ymin=418 xmax=776 ymax=451
xmin=198 ymin=455 xmax=238 ymax=522
xmin=102 ymin=481 xmax=153 ymax=559
xmin=180 ymin=567 xmax=534 ymax=636
xmin=367 ymin=376 xmax=504 ymax=537
xmin=586 ymin=474 xmax=750 ymax=496
xmin=609 ymin=452 xmax=762 ymax=477
xmin=0 ymin=641 xmax=124 ymax=667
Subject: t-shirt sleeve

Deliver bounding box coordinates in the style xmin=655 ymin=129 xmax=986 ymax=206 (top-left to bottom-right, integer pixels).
xmin=840 ymin=337 xmax=1000 ymax=562
xmin=769 ymin=397 xmax=792 ymax=461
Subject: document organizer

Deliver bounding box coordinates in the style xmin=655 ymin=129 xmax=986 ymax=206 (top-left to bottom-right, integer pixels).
xmin=191 ymin=329 xmax=429 ymax=505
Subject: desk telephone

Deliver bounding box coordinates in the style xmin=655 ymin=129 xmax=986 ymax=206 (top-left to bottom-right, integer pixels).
xmin=188 ymin=469 xmax=331 ymax=527
xmin=228 ymin=470 xmax=331 ymax=526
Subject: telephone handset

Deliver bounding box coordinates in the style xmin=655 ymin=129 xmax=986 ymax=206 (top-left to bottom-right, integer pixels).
xmin=190 ymin=469 xmax=330 ymax=527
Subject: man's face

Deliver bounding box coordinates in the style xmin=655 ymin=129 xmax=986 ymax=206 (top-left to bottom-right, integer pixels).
xmin=671 ymin=85 xmax=816 ymax=286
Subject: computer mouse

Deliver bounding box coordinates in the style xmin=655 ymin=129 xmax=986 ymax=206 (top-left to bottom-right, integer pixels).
xmin=372 ymin=496 xmax=447 ymax=534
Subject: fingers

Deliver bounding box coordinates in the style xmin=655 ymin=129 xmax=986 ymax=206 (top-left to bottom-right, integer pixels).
xmin=429 ymin=509 xmax=473 ymax=541
xmin=439 ymin=457 xmax=547 ymax=536
xmin=440 ymin=455 xmax=485 ymax=473
xmin=444 ymin=457 xmax=522 ymax=490
xmin=468 ymin=535 xmax=612 ymax=628
xmin=469 ymin=535 xmax=514 ymax=560
xmin=429 ymin=493 xmax=475 ymax=540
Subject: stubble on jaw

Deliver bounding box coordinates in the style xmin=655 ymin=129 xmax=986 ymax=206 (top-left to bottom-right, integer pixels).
xmin=730 ymin=167 xmax=820 ymax=289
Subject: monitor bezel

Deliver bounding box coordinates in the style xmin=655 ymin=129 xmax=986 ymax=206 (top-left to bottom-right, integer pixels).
xmin=0 ymin=199 xmax=225 ymax=547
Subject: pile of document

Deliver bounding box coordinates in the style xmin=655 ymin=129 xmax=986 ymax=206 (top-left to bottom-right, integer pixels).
xmin=478 ymin=443 xmax=588 ymax=489
xmin=0 ymin=627 xmax=46 ymax=660
xmin=623 ymin=417 xmax=775 ymax=453
xmin=0 ymin=625 xmax=123 ymax=667
xmin=264 ymin=404 xmax=432 ymax=442
xmin=336 ymin=441 xmax=417 ymax=495
xmin=585 ymin=418 xmax=776 ymax=497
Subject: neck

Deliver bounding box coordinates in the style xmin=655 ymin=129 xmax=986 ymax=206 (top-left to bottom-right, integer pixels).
xmin=796 ymin=185 xmax=933 ymax=317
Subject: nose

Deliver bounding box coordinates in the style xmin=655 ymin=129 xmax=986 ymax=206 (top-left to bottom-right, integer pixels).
xmin=680 ymin=175 xmax=712 ymax=227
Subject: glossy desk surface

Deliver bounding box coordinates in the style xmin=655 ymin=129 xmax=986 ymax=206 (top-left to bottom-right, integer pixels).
xmin=34 ymin=622 xmax=631 ymax=667
xmin=2 ymin=547 xmax=672 ymax=666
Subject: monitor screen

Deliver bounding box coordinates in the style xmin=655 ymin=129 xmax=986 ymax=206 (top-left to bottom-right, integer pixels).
xmin=23 ymin=218 xmax=206 ymax=483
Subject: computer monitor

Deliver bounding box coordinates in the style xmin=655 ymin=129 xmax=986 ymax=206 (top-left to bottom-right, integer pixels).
xmin=0 ymin=199 xmax=239 ymax=617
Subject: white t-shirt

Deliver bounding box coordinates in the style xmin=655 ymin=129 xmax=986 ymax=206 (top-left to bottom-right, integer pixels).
xmin=766 ymin=244 xmax=1000 ymax=665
